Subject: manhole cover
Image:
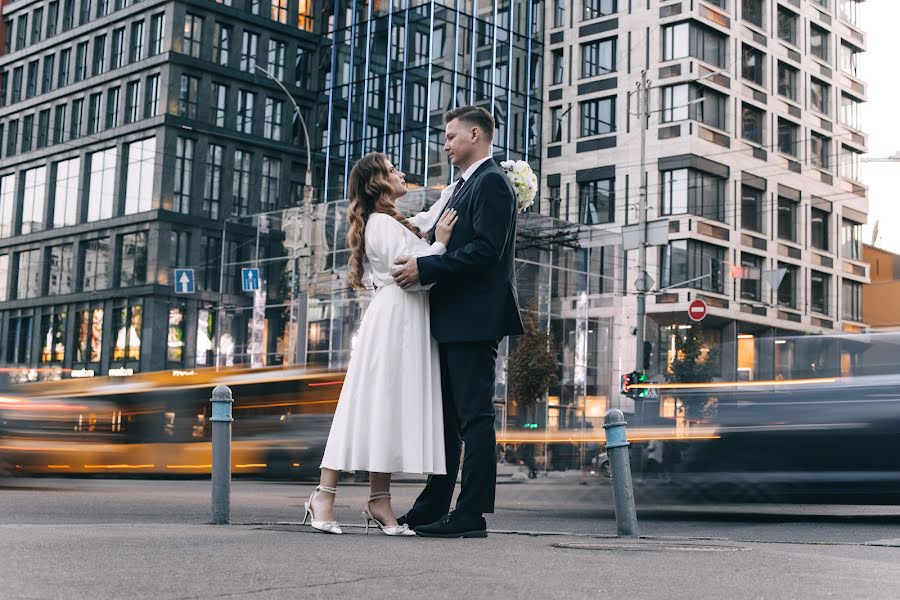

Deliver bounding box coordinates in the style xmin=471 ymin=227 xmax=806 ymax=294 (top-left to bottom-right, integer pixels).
xmin=553 ymin=542 xmax=745 ymax=553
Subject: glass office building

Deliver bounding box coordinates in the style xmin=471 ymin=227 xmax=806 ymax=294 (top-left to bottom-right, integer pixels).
xmin=316 ymin=0 xmax=544 ymax=199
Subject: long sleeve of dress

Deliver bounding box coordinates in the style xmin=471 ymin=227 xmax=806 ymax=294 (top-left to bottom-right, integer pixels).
xmin=367 ymin=214 xmax=446 ymax=291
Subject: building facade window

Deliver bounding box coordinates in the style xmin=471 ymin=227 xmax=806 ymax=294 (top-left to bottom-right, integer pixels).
xmin=58 ymin=48 xmax=71 ymax=87
xmin=130 ymin=21 xmax=144 ymax=63
xmin=840 ymin=42 xmax=860 ymax=77
xmin=75 ymin=41 xmax=88 ymax=81
xmin=111 ymin=27 xmax=125 ymax=69
xmin=578 ymin=178 xmax=614 ymax=225
xmin=842 ymin=280 xmax=862 ymax=321
xmin=742 ymin=0 xmax=764 ymax=28
xmin=810 ymin=24 xmax=829 ymax=62
xmin=183 ymin=13 xmax=202 ymax=58
xmin=0 ymin=175 xmax=15 ymax=238
xmin=841 ymin=219 xmax=862 ymax=260
xmin=0 ymin=254 xmax=8 ymax=301
xmin=16 ymin=249 xmax=43 ymax=299
xmin=777 ymin=196 xmax=798 ymax=242
xmin=810 ymin=207 xmax=830 ymax=251
xmin=214 ymin=23 xmax=230 ymax=66
xmin=238 ymin=90 xmax=255 ymax=134
xmin=81 ymin=238 xmax=111 ymax=292
xmin=581 ymin=38 xmax=616 ymax=78
xmin=178 ymin=75 xmax=199 ymax=118
xmin=125 ymin=137 xmax=155 ymax=214
xmin=87 ymin=92 xmax=102 ymax=134
xmin=88 ymin=147 xmax=117 ymax=220
xmin=211 ymin=83 xmax=227 ymax=127
xmin=583 ymin=0 xmax=616 ymax=21
xmin=145 ymin=73 xmax=159 ymax=117
xmin=580 ymin=97 xmax=615 ymax=136
xmin=42 ymin=54 xmax=55 ymax=94
xmin=125 ymin=80 xmax=140 ymax=123
xmin=119 ymin=231 xmax=148 ymax=287
xmin=777 ymin=118 xmax=799 ymax=157
xmin=810 ymin=77 xmax=830 ymax=115
xmin=550 ymin=106 xmax=563 ymax=142
xmin=661 ymin=169 xmax=726 ymax=223
xmin=261 ymin=157 xmax=281 ymax=211
xmin=241 ymin=31 xmax=259 ymax=73
xmin=92 ymin=33 xmax=107 ymax=76
xmin=840 ymin=93 xmax=862 ymax=130
xmin=6 ymin=315 xmax=34 ymax=364
xmin=54 ymin=105 xmax=68 ymax=144
xmin=199 ymin=235 xmax=221 ymax=291
xmin=167 ymin=307 xmax=186 ymax=363
xmin=777 ymin=262 xmax=799 ymax=308
xmin=40 ymin=310 xmax=68 ymax=364
xmin=204 ymin=144 xmax=223 ymax=219
xmin=551 ymin=49 xmax=564 ymax=85
xmin=810 ymin=270 xmax=830 ymax=315
xmin=740 ymin=253 xmax=763 ymax=302
xmin=268 ymin=39 xmax=286 ymax=80
xmin=741 ymin=44 xmax=765 ymax=86
xmin=48 ymin=244 xmax=74 ymax=295
xmin=839 ymin=145 xmax=862 ymax=181
xmin=777 ymin=61 xmax=798 ymax=101
xmin=660 ymin=240 xmax=726 ymax=294
xmin=811 ymin=133 xmax=830 ymax=169
xmin=264 ymin=97 xmax=283 ymax=140
xmin=841 ymin=0 xmax=862 ymax=27
xmin=75 ymin=305 xmax=104 ymax=363
xmin=663 ymin=22 xmax=726 ymax=68
xmin=21 ymin=166 xmax=48 ymax=235
xmin=741 ymin=185 xmax=765 ymax=234
xmin=741 ymin=103 xmax=764 ymax=145
xmin=105 ymin=86 xmax=120 ymax=128
xmin=70 ymin=98 xmax=83 ymax=139
xmin=53 ymin=157 xmax=79 ymax=228
xmin=149 ymin=13 xmax=165 ymax=56
xmin=112 ymin=301 xmax=142 ymax=362
xmin=232 ymin=149 xmax=251 ymax=216
xmin=174 ymin=137 xmax=194 ymax=214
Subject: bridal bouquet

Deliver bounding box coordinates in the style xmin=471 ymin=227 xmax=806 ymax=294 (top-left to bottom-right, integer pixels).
xmin=500 ymin=160 xmax=538 ymax=212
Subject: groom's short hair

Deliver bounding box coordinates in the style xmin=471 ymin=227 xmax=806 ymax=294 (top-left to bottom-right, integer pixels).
xmin=444 ymin=106 xmax=495 ymax=141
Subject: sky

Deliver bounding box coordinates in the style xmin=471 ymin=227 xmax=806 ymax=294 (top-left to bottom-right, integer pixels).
xmin=860 ymin=2 xmax=900 ymax=252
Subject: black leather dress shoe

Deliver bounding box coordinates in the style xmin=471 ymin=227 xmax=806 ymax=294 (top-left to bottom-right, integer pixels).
xmin=413 ymin=512 xmax=487 ymax=538
xmin=397 ymin=512 xmax=436 ymax=530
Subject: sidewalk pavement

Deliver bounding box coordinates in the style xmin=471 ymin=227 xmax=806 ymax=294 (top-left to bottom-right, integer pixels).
xmin=2 ymin=478 xmax=900 ymax=600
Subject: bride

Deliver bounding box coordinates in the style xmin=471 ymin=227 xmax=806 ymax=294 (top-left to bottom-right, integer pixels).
xmin=303 ymin=152 xmax=458 ymax=536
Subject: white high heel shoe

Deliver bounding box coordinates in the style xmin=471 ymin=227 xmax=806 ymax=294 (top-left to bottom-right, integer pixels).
xmin=362 ymin=492 xmax=415 ymax=536
xmin=302 ymin=485 xmax=342 ymax=534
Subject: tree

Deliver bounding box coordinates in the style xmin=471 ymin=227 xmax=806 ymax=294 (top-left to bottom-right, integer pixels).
xmin=666 ymin=324 xmax=720 ymax=420
xmin=507 ymin=307 xmax=559 ymax=425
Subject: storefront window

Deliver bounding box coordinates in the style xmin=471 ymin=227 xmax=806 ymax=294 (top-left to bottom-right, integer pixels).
xmin=167 ymin=307 xmax=185 ymax=363
xmin=40 ymin=310 xmax=67 ymax=363
xmin=113 ymin=302 xmax=142 ymax=361
xmin=76 ymin=306 xmax=104 ymax=363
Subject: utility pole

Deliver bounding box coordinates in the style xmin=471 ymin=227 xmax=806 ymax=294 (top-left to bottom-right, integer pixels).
xmin=635 ymin=70 xmax=650 ymax=371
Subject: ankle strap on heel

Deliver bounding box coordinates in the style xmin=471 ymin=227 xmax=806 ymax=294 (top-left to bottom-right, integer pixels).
xmin=316 ymin=485 xmax=338 ymax=495
xmin=368 ymin=492 xmax=391 ymax=501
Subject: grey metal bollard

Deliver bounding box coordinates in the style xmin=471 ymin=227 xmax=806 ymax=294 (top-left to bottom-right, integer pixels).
xmin=603 ymin=408 xmax=638 ymax=537
xmin=210 ymin=385 xmax=234 ymax=525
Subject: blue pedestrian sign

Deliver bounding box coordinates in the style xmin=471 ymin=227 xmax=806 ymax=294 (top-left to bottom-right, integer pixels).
xmin=174 ymin=268 xmax=195 ymax=294
xmin=242 ymin=268 xmax=260 ymax=292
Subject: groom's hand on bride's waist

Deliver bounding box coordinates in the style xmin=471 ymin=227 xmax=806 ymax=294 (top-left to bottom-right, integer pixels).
xmin=393 ymin=256 xmax=420 ymax=288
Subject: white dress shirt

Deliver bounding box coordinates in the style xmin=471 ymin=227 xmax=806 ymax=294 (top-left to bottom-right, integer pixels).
xmin=461 ymin=154 xmax=494 ymax=182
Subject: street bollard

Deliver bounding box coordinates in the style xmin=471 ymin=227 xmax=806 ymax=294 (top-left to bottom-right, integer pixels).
xmin=603 ymin=408 xmax=638 ymax=537
xmin=210 ymin=385 xmax=234 ymax=525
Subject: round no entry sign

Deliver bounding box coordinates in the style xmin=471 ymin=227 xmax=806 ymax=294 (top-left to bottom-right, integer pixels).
xmin=688 ymin=299 xmax=708 ymax=322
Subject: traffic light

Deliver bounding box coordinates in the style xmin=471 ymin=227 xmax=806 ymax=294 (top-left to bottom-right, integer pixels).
xmin=620 ymin=371 xmax=650 ymax=398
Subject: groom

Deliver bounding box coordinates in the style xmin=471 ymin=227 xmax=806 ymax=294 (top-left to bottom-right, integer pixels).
xmin=393 ymin=106 xmax=524 ymax=538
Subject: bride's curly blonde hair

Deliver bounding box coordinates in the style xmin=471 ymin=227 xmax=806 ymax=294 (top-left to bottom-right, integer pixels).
xmin=347 ymin=153 xmax=424 ymax=289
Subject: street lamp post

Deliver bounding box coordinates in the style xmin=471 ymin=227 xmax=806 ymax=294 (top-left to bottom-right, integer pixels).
xmin=254 ymin=64 xmax=313 ymax=365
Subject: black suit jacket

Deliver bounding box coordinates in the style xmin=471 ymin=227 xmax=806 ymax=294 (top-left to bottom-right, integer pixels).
xmin=418 ymin=159 xmax=525 ymax=343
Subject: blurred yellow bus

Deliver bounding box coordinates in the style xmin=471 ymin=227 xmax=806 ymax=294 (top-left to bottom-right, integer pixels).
xmin=0 ymin=367 xmax=344 ymax=478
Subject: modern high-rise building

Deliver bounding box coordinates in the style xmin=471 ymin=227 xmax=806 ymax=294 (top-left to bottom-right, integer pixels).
xmin=0 ymin=0 xmax=321 ymax=377
xmin=539 ymin=0 xmax=869 ymax=390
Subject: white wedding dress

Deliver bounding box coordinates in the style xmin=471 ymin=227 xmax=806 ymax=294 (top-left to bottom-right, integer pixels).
xmin=319 ymin=190 xmax=454 ymax=474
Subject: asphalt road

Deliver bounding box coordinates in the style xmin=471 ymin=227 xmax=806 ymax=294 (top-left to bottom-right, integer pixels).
xmin=2 ymin=477 xmax=899 ymax=599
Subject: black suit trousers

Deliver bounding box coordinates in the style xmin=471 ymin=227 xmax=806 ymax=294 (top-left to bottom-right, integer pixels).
xmin=409 ymin=340 xmax=499 ymax=518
